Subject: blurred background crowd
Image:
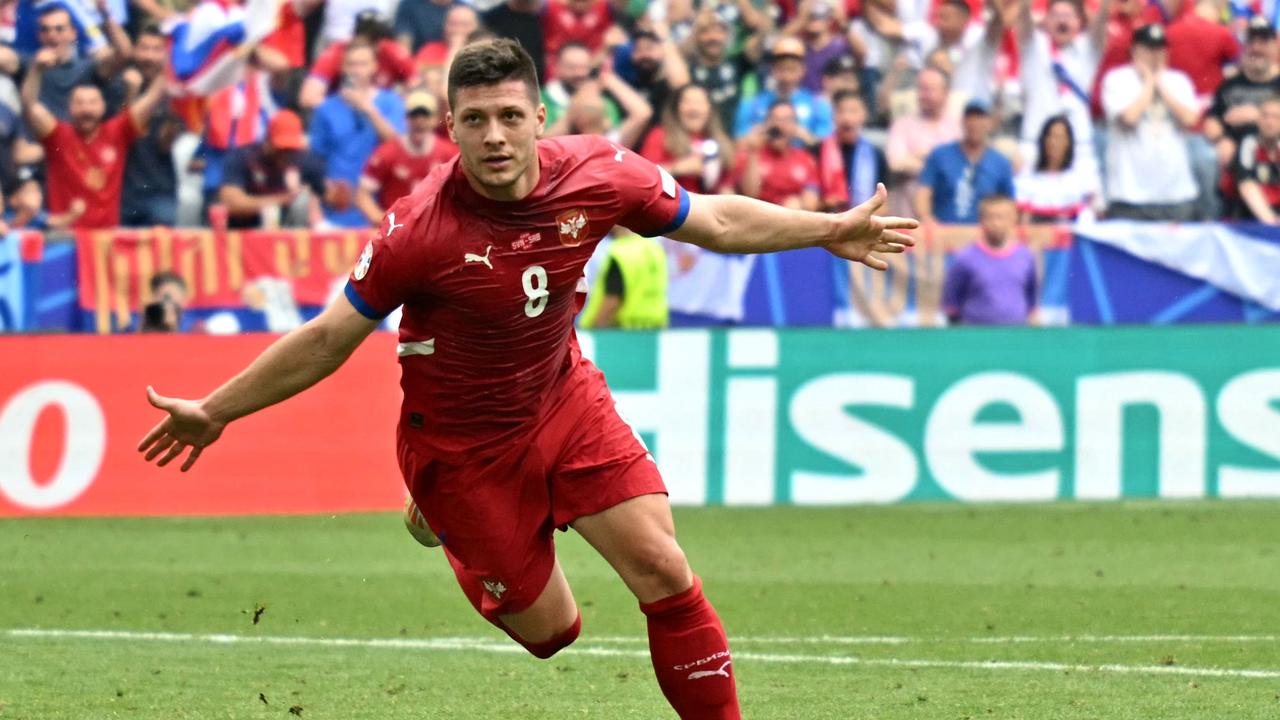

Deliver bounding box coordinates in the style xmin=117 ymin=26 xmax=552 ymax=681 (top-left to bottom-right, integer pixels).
xmin=4 ymin=0 xmax=1280 ymax=330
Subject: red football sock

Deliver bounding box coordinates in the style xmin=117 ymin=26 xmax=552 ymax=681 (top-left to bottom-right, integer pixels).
xmin=639 ymin=576 xmax=741 ymax=720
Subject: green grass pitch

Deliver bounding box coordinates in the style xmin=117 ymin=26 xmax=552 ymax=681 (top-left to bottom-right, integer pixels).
xmin=2 ymin=501 xmax=1279 ymax=719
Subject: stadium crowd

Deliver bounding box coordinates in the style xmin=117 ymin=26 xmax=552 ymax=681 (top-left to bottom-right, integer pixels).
xmin=2 ymin=0 xmax=1279 ymax=326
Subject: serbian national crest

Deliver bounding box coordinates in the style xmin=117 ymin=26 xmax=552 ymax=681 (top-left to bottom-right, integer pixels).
xmin=482 ymin=578 xmax=507 ymax=599
xmin=556 ymin=208 xmax=589 ymax=247
xmin=354 ymin=241 xmax=373 ymax=280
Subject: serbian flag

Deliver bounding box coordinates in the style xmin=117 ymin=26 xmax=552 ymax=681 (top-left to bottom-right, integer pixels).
xmin=164 ymin=0 xmax=278 ymax=97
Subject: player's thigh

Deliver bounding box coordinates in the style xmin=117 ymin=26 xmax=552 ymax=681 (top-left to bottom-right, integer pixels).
xmin=571 ymin=492 xmax=693 ymax=604
xmin=498 ymin=557 xmax=578 ymax=644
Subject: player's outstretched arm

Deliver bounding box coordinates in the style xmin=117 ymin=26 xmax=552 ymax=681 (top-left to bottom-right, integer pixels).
xmin=667 ymin=183 xmax=918 ymax=270
xmin=137 ymin=294 xmax=381 ymax=472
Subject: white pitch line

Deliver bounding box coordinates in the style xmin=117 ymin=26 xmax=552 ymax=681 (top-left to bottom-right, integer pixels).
xmin=582 ymin=634 xmax=1280 ymax=646
xmin=6 ymin=628 xmax=1280 ymax=680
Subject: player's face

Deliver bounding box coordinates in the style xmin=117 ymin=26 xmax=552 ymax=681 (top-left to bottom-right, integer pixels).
xmin=448 ymin=79 xmax=546 ymax=200
xmin=979 ymin=201 xmax=1017 ymax=245
xmin=69 ymin=86 xmax=105 ymax=133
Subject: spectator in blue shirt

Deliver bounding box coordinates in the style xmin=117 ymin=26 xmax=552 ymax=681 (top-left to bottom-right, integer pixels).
xmin=915 ymin=99 xmax=1014 ymax=225
xmin=309 ymin=40 xmax=406 ymax=228
xmin=733 ymin=35 xmax=833 ymax=147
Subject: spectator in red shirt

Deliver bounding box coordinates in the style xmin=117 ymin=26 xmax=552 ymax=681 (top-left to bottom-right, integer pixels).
xmin=21 ymin=48 xmax=167 ymax=230
xmin=732 ymin=101 xmax=821 ymax=209
xmin=639 ymin=84 xmax=735 ymax=194
xmin=1164 ymin=0 xmax=1237 ymax=101
xmin=300 ymin=10 xmax=417 ymax=109
xmin=356 ymin=91 xmax=459 ymax=223
xmin=542 ymin=0 xmax=614 ymax=78
xmin=1230 ymin=96 xmax=1280 ymax=223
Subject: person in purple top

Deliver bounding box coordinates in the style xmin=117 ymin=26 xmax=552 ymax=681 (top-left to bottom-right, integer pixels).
xmin=942 ymin=194 xmax=1039 ymax=326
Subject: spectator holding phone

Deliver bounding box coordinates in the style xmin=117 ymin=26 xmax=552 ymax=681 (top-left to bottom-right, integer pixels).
xmin=731 ymin=101 xmax=821 ymax=210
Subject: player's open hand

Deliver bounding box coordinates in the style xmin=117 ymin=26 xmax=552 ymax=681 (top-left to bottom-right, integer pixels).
xmin=137 ymin=387 xmax=224 ymax=472
xmin=826 ymin=183 xmax=919 ymax=271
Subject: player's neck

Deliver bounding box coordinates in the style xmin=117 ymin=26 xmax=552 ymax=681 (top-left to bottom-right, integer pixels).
xmin=464 ymin=154 xmax=541 ymax=202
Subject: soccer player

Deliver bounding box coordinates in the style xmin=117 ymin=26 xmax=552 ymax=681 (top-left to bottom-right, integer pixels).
xmin=137 ymin=39 xmax=916 ymax=719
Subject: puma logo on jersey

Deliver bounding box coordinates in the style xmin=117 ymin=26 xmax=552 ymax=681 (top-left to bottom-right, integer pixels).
xmin=687 ymin=661 xmax=732 ymax=681
xmin=386 ymin=212 xmax=405 ymax=237
xmin=464 ymin=245 xmax=494 ymax=269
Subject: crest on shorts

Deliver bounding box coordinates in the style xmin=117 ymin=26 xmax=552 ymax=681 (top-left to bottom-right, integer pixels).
xmin=353 ymin=241 xmax=373 ymax=280
xmin=483 ymin=578 xmax=507 ymax=599
xmin=556 ymin=208 xmax=589 ymax=247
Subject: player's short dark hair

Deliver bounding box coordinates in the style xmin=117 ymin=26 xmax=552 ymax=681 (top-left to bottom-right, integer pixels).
xmin=832 ymin=90 xmax=864 ymax=110
xmin=449 ymin=38 xmax=540 ymax=108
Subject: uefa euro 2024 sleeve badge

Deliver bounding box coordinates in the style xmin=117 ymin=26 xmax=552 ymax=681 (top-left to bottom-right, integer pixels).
xmin=354 ymin=241 xmax=373 ymax=280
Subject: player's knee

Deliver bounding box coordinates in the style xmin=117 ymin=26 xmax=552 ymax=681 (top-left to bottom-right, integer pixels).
xmin=625 ymin=540 xmax=691 ymax=599
xmin=518 ymin=614 xmax=582 ymax=660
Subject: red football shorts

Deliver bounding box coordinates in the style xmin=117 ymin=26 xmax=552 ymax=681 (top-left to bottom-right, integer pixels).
xmin=396 ymin=357 xmax=666 ymax=622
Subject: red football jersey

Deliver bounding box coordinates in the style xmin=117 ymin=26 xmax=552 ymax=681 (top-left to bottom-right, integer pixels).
xmin=361 ymin=136 xmax=459 ymax=209
xmin=309 ymin=39 xmax=416 ymax=92
xmin=42 ymin=114 xmax=139 ymax=229
xmin=542 ymin=0 xmax=612 ymax=78
xmin=345 ymin=135 xmax=689 ymax=460
xmin=730 ymin=145 xmax=819 ymax=207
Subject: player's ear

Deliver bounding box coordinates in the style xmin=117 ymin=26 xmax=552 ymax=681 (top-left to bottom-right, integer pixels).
xmin=535 ymin=103 xmax=546 ymax=139
xmin=445 ymin=111 xmax=457 ymax=143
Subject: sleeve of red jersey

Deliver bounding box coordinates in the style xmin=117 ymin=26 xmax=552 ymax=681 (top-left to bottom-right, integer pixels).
xmin=343 ymin=206 xmax=416 ymax=320
xmin=613 ymin=144 xmax=691 ymax=238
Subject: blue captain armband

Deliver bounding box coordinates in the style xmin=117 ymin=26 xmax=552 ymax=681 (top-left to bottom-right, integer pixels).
xmin=646 ymin=186 xmax=691 ymax=238
xmin=344 ymin=281 xmax=391 ymax=320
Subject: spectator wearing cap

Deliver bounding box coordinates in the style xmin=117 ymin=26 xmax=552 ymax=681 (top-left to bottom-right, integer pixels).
xmin=542 ymin=0 xmax=614 ymax=79
xmin=356 ymin=91 xmax=457 ymax=224
xmin=640 ymin=84 xmax=734 ymax=195
xmin=820 ymin=54 xmax=861 ymax=102
xmin=120 ymin=26 xmax=183 ymax=228
xmin=1205 ymin=17 xmax=1280 ymax=172
xmin=395 ymin=0 xmax=458 ymax=53
xmin=21 ymin=46 xmax=168 ymax=230
xmin=886 ymin=66 xmax=961 ymax=215
xmin=915 ymin=99 xmax=1014 ymax=225
xmin=309 ymin=40 xmax=407 ymax=228
xmin=685 ymin=8 xmax=767 ymax=136
xmin=820 ymin=90 xmax=887 ymax=212
xmin=1101 ymin=23 xmax=1199 ymax=221
xmin=484 ymin=0 xmax=548 ymax=83
xmin=867 ymin=0 xmax=1006 ymax=104
xmin=1228 ymin=96 xmax=1280 ymax=223
xmin=733 ymin=36 xmax=834 ymax=146
xmin=219 ymin=110 xmax=327 ymax=230
xmin=731 ymin=100 xmax=821 ymax=210
xmin=301 ymin=9 xmax=416 ymax=109
xmin=781 ymin=0 xmax=853 ymax=95
xmin=26 ymin=0 xmax=132 ymax=122
xmin=1016 ymin=0 xmax=1112 ymax=172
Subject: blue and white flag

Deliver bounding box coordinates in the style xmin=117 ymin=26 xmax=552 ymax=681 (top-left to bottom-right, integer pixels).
xmin=0 ymin=232 xmax=25 ymax=333
xmin=14 ymin=0 xmax=126 ymax=57
xmin=164 ymin=0 xmax=278 ymax=97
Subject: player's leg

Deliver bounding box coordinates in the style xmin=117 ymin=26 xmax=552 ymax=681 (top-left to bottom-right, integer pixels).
xmin=572 ymin=493 xmax=741 ymax=720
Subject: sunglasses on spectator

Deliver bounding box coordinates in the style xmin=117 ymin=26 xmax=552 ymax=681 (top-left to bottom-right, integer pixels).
xmin=39 ymin=23 xmax=70 ymax=32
